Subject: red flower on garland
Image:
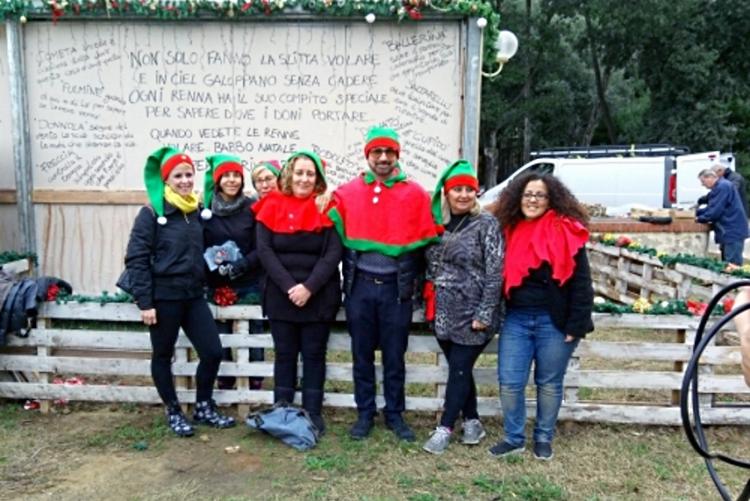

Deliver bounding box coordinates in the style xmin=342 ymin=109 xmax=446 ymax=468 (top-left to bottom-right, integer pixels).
xmin=686 ymin=299 xmax=708 ymax=317
xmin=723 ymin=297 xmax=735 ymax=313
xmin=615 ymin=236 xmax=632 ymax=247
xmin=403 ymin=0 xmax=424 ymax=20
xmin=46 ymin=284 xmax=61 ymax=301
xmin=213 ymin=286 xmax=238 ymax=306
xmin=49 ymin=0 xmax=65 ymax=23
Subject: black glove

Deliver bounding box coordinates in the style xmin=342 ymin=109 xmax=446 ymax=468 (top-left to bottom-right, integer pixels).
xmin=218 ymin=258 xmax=249 ymax=281
xmin=697 ymin=194 xmax=708 ymax=206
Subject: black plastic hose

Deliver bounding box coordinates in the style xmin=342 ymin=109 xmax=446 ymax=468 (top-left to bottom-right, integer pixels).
xmin=680 ymin=280 xmax=750 ymax=501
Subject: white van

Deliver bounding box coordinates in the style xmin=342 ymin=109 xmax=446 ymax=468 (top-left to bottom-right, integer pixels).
xmin=479 ymin=149 xmax=717 ymax=209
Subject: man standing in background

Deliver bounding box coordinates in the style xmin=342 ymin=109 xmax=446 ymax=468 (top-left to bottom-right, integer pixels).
xmin=712 ymin=162 xmax=749 ymax=217
xmin=696 ymin=168 xmax=748 ymax=265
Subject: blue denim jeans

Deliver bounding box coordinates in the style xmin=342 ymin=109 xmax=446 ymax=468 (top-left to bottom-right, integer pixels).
xmin=720 ymin=241 xmax=744 ymax=265
xmin=498 ymin=308 xmax=579 ymax=446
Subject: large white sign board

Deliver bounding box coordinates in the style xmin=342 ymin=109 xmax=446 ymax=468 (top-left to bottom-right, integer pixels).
xmin=25 ymin=21 xmax=464 ymax=192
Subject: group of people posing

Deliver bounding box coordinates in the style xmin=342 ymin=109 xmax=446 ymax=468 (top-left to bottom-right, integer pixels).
xmin=123 ymin=126 xmax=594 ymax=461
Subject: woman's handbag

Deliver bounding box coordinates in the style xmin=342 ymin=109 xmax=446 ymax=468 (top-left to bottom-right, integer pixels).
xmin=245 ymin=402 xmax=320 ymax=451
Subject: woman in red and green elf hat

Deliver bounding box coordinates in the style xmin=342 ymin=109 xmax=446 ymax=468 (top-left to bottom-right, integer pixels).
xmin=123 ymin=146 xmax=235 ymax=437
xmin=251 ymin=160 xmax=281 ymax=199
xmin=252 ymin=149 xmax=343 ymax=435
xmin=421 ymin=160 xmax=504 ymax=455
xmin=202 ymin=153 xmax=265 ymax=391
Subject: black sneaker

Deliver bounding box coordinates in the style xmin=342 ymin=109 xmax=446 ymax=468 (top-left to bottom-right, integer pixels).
xmin=533 ymin=441 xmax=554 ymax=461
xmin=488 ymin=441 xmax=525 ymax=458
xmin=385 ymin=416 xmax=416 ymax=442
xmin=166 ymin=407 xmax=194 ymax=438
xmin=349 ymin=415 xmax=374 ymax=440
xmin=193 ymin=399 xmax=236 ymax=428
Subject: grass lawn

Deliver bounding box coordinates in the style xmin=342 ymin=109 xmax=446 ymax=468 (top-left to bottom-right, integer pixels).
xmin=0 ymin=401 xmax=747 ymax=500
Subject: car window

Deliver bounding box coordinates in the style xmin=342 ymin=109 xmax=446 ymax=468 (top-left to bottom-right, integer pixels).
xmin=530 ymin=163 xmax=554 ymax=175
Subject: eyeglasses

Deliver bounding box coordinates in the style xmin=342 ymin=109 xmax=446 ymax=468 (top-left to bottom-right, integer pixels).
xmin=255 ymin=176 xmax=277 ymax=185
xmin=369 ymin=148 xmax=397 ymax=158
xmin=522 ymin=192 xmax=548 ymax=200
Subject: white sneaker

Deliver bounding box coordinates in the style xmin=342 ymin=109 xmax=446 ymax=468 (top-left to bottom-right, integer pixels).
xmin=422 ymin=426 xmax=452 ymax=455
xmin=461 ymin=419 xmax=486 ymax=445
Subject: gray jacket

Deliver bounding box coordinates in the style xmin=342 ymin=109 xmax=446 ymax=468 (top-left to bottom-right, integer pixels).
xmin=426 ymin=211 xmax=504 ymax=345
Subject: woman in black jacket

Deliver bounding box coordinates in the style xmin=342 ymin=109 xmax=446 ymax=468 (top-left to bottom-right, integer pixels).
xmin=202 ymin=154 xmax=264 ymax=390
xmin=124 ymin=146 xmax=235 ymax=437
xmin=253 ymin=149 xmax=342 ymax=434
xmin=488 ymin=172 xmax=593 ymax=461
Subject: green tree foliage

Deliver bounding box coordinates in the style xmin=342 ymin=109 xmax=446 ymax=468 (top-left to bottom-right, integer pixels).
xmin=481 ymin=0 xmax=750 ymax=183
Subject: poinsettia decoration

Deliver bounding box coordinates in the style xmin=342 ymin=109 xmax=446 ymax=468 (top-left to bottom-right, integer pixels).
xmin=46 ymin=283 xmax=61 ymax=301
xmin=213 ymin=286 xmax=238 ymax=306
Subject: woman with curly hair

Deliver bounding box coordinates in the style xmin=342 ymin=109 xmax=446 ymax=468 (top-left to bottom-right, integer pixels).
xmin=488 ymin=172 xmax=593 ymax=461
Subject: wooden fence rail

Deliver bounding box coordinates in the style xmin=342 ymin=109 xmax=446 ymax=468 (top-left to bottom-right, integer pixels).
xmin=588 ymin=242 xmax=738 ymax=304
xmin=0 ymin=302 xmax=748 ymax=426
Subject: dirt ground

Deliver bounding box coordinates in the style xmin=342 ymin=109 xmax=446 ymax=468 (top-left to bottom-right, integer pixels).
xmin=1 ymin=402 xmax=749 ymax=501
xmin=0 ymin=403 xmax=303 ymax=500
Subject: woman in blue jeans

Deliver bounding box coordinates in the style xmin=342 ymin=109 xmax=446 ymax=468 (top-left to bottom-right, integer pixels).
xmin=488 ymin=172 xmax=594 ymax=461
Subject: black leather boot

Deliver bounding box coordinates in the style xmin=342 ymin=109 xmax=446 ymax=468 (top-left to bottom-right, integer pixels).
xmin=303 ymin=389 xmax=325 ymax=436
xmin=274 ymin=386 xmax=296 ymax=405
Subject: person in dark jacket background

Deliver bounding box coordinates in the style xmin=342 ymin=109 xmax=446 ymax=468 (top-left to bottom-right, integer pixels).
xmin=124 ymin=146 xmax=235 ymax=437
xmin=713 ymin=162 xmax=748 ymax=217
xmin=253 ymin=149 xmax=342 ymax=435
xmin=696 ymin=168 xmax=748 ymax=265
xmin=488 ymin=172 xmax=594 ymax=461
xmin=201 ymin=154 xmax=264 ymax=390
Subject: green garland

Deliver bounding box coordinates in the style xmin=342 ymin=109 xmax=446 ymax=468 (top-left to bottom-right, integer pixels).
xmin=595 ymin=236 xmax=750 ymax=279
xmin=0 ymin=0 xmax=500 ymax=63
xmin=658 ymin=253 xmax=750 ymax=279
xmin=0 ymin=251 xmax=38 ymax=266
xmin=593 ymin=298 xmax=723 ymax=316
xmin=51 ymin=289 xmax=261 ymax=305
xmin=54 ymin=290 xmax=135 ymax=305
xmin=1 ymin=0 xmax=497 ymax=20
xmin=233 ymin=293 xmax=261 ymax=305
xmin=597 ymin=235 xmax=658 ymax=256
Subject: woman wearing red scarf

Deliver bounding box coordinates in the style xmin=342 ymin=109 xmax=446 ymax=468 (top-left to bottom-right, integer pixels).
xmin=488 ymin=172 xmax=593 ymax=461
xmin=253 ymin=150 xmax=342 ymax=435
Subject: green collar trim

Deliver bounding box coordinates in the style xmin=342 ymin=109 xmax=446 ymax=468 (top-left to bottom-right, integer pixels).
xmin=328 ymin=207 xmax=438 ymax=257
xmin=363 ymin=167 xmax=407 ymax=187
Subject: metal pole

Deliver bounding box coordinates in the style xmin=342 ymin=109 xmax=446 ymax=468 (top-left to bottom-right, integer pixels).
xmin=462 ymin=18 xmax=482 ymax=169
xmin=6 ymin=19 xmax=36 ymax=257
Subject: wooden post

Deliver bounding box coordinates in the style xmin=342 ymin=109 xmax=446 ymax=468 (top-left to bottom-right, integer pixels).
xmin=672 ymin=328 xmax=686 ymax=406
xmin=616 ymin=255 xmax=630 ymax=300
xmin=235 ymin=319 xmax=250 ymax=418
xmin=36 ymin=318 xmax=53 ymax=413
xmin=640 ymin=263 xmax=653 ymax=301
xmin=6 ymin=18 xmax=37 ymax=257
xmin=435 ymin=350 xmax=447 ymax=421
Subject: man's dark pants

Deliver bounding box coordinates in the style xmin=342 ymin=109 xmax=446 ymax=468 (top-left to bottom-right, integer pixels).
xmin=720 ymin=241 xmax=744 ymax=265
xmin=346 ymin=272 xmax=412 ymax=421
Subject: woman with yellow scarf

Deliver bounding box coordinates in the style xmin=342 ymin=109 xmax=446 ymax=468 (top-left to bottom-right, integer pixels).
xmin=123 ymin=146 xmax=235 ymax=437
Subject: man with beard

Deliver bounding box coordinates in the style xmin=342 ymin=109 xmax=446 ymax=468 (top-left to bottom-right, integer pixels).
xmin=329 ymin=126 xmax=440 ymax=441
